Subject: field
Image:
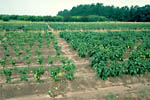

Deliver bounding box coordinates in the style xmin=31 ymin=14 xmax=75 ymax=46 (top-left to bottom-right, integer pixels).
xmin=0 ymin=21 xmax=150 ymax=100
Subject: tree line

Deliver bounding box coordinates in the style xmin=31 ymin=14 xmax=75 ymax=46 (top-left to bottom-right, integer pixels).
xmin=0 ymin=14 xmax=108 ymax=22
xmin=58 ymin=3 xmax=150 ymax=22
xmin=0 ymin=3 xmax=149 ymax=22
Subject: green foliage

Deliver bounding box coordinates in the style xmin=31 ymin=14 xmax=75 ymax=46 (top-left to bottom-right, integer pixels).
xmin=62 ymin=64 xmax=76 ymax=80
xmin=48 ymin=55 xmax=53 ymax=65
xmin=49 ymin=66 xmax=61 ymax=81
xmin=17 ymin=67 xmax=28 ymax=81
xmin=16 ymin=49 xmax=23 ymax=57
xmin=35 ymin=49 xmax=42 ymax=56
xmin=1 ymin=3 xmax=150 ymax=23
xmin=77 ymin=46 xmax=87 ymax=57
xmin=0 ymin=23 xmax=76 ymax=84
xmin=60 ymin=31 xmax=150 ymax=80
xmin=9 ymin=57 xmax=16 ymax=66
xmin=50 ymin=22 xmax=150 ymax=30
xmin=2 ymin=16 xmax=10 ymax=21
xmin=58 ymin=3 xmax=150 ymax=22
xmin=0 ymin=23 xmax=48 ymax=31
xmin=32 ymin=66 xmax=45 ymax=81
xmin=36 ymin=43 xmax=42 ymax=48
xmin=2 ymin=68 xmax=13 ymax=83
xmin=88 ymin=15 xmax=108 ymax=22
xmin=109 ymin=62 xmax=123 ymax=77
xmin=49 ymin=57 xmax=76 ymax=81
xmin=0 ymin=57 xmax=7 ymax=67
xmin=37 ymin=56 xmax=44 ymax=65
xmin=24 ymin=53 xmax=32 ymax=65
xmin=45 ymin=39 xmax=51 ymax=48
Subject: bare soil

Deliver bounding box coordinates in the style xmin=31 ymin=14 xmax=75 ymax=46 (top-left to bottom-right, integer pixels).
xmin=0 ymin=26 xmax=150 ymax=100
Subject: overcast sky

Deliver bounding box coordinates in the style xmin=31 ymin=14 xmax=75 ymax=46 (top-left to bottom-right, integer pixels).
xmin=0 ymin=0 xmax=149 ymax=16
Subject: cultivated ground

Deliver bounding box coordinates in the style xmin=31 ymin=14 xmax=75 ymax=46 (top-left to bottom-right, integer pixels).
xmin=0 ymin=22 xmax=150 ymax=100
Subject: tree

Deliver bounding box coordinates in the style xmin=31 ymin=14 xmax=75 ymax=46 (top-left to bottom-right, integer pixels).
xmin=63 ymin=16 xmax=72 ymax=22
xmin=53 ymin=16 xmax=64 ymax=21
xmin=2 ymin=15 xmax=10 ymax=21
xmin=81 ymin=16 xmax=89 ymax=22
xmin=43 ymin=16 xmax=53 ymax=22
xmin=57 ymin=3 xmax=150 ymax=22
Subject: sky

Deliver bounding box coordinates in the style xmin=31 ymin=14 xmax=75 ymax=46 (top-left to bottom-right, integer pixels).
xmin=0 ymin=0 xmax=150 ymax=16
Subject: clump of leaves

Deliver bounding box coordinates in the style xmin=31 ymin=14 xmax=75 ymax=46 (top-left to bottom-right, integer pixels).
xmin=35 ymin=49 xmax=42 ymax=56
xmin=9 ymin=57 xmax=16 ymax=67
xmin=37 ymin=56 xmax=44 ymax=65
xmin=49 ymin=57 xmax=76 ymax=81
xmin=36 ymin=43 xmax=42 ymax=48
xmin=2 ymin=68 xmax=13 ymax=83
xmin=24 ymin=53 xmax=32 ymax=60
xmin=46 ymin=39 xmax=51 ymax=48
xmin=49 ymin=66 xmax=61 ymax=81
xmin=0 ymin=57 xmax=7 ymax=67
xmin=24 ymin=53 xmax=32 ymax=66
xmin=48 ymin=55 xmax=53 ymax=65
xmin=17 ymin=67 xmax=28 ymax=81
xmin=32 ymin=66 xmax=45 ymax=82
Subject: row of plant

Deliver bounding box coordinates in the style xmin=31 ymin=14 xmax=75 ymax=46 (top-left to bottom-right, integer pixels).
xmin=1 ymin=22 xmax=150 ymax=32
xmin=0 ymin=23 xmax=49 ymax=31
xmin=49 ymin=22 xmax=150 ymax=30
xmin=60 ymin=31 xmax=150 ymax=80
xmin=0 ymin=56 xmax=75 ymax=83
xmin=0 ymin=32 xmax=57 ymax=66
xmin=0 ymin=31 xmax=76 ymax=83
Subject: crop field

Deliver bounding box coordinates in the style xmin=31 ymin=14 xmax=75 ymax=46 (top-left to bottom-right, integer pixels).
xmin=49 ymin=22 xmax=150 ymax=30
xmin=0 ymin=21 xmax=150 ymax=100
xmin=60 ymin=31 xmax=150 ymax=79
xmin=0 ymin=22 xmax=48 ymax=32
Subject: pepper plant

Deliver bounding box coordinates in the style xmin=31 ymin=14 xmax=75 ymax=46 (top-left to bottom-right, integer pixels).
xmin=32 ymin=66 xmax=45 ymax=81
xmin=17 ymin=67 xmax=28 ymax=81
xmin=2 ymin=68 xmax=13 ymax=83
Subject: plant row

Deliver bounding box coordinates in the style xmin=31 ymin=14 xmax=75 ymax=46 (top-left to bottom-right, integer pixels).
xmin=0 ymin=32 xmax=60 ymax=66
xmin=0 ymin=31 xmax=76 ymax=83
xmin=60 ymin=31 xmax=150 ymax=80
xmin=0 ymin=23 xmax=49 ymax=31
xmin=49 ymin=22 xmax=150 ymax=30
xmin=0 ymin=56 xmax=75 ymax=83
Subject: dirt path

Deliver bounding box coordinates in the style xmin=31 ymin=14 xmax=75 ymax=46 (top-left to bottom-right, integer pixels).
xmin=47 ymin=24 xmax=54 ymax=32
xmin=5 ymin=82 xmax=150 ymax=100
xmin=47 ymin=25 xmax=96 ymax=78
xmin=46 ymin=27 xmax=150 ymax=33
xmin=44 ymin=25 xmax=150 ymax=100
